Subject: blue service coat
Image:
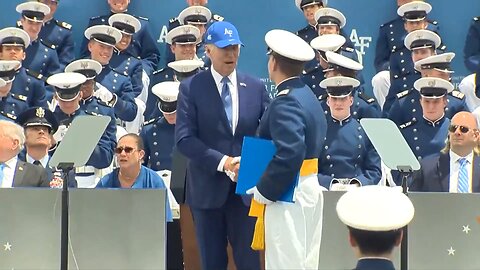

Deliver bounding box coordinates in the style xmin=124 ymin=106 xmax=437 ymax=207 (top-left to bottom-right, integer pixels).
xmin=0 ymin=92 xmax=29 ymax=122
xmin=110 ymin=48 xmax=144 ymax=97
xmin=11 ymin=67 xmax=48 ymax=108
xmin=80 ymin=95 xmax=118 ymax=146
xmin=23 ymin=39 xmax=61 ymax=78
xmin=145 ymin=66 xmax=175 ymax=120
xmin=38 ymin=18 xmax=75 ymax=71
xmin=141 ymin=116 xmax=175 ymax=171
xmin=354 ymin=258 xmax=396 ymax=270
xmin=464 ymin=16 xmax=480 ymax=73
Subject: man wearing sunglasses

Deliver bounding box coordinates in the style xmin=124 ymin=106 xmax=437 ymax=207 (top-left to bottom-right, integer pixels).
xmin=411 ymin=111 xmax=480 ymax=192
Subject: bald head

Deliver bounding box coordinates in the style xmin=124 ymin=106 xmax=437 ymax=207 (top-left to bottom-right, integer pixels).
xmin=448 ymin=111 xmax=479 ymax=156
xmin=451 ymin=111 xmax=478 ymax=130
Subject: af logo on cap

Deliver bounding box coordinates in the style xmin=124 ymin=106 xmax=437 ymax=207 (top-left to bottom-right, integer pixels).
xmin=427 ymin=79 xmax=436 ymax=87
xmin=36 ymin=107 xmax=45 ymax=118
xmin=224 ymin=28 xmax=233 ymax=37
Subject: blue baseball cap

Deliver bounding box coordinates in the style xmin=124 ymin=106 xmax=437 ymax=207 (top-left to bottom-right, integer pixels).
xmin=205 ymin=21 xmax=243 ymax=48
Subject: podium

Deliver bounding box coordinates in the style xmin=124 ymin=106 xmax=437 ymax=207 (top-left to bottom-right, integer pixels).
xmin=0 ymin=189 xmax=167 ymax=269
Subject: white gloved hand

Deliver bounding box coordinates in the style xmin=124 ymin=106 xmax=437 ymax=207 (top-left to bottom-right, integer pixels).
xmin=246 ymin=186 xmax=273 ymax=205
xmin=330 ymin=183 xmax=360 ymax=191
xmin=94 ymin=86 xmax=113 ymax=103
xmin=53 ymin=125 xmax=68 ymax=143
xmin=225 ymin=156 xmax=241 ymax=182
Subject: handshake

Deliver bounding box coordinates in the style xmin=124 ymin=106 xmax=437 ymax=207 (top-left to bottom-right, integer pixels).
xmin=330 ymin=178 xmax=361 ymax=191
xmin=224 ymin=156 xmax=241 ymax=182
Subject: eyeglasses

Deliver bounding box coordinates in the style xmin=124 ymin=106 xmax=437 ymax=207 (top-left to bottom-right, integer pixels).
xmin=115 ymin=146 xmax=136 ymax=154
xmin=448 ymin=125 xmax=472 ymax=134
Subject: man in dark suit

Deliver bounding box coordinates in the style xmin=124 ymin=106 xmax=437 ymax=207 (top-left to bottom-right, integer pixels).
xmin=411 ymin=111 xmax=480 ymax=192
xmin=175 ymin=21 xmax=270 ymax=270
xmin=337 ymin=186 xmax=415 ymax=270
xmin=0 ymin=119 xmax=49 ymax=187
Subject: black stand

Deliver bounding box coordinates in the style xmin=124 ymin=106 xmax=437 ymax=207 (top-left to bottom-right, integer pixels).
xmin=58 ymin=162 xmax=74 ymax=270
xmin=397 ymin=165 xmax=412 ymax=270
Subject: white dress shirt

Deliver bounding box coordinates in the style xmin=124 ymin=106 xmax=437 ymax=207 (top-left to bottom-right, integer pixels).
xmin=26 ymin=154 xmax=50 ymax=168
xmin=1 ymin=156 xmax=18 ymax=188
xmin=211 ymin=67 xmax=240 ymax=172
xmin=449 ymin=150 xmax=474 ymax=193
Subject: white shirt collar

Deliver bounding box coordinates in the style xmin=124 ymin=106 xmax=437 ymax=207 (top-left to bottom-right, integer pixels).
xmin=26 ymin=154 xmax=50 ymax=168
xmin=450 ymin=150 xmax=474 ymax=164
xmin=210 ymin=66 xmax=237 ymax=93
xmin=4 ymin=156 xmax=18 ymax=169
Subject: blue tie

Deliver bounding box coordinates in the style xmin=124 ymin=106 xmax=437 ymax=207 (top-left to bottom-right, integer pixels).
xmin=0 ymin=163 xmax=4 ymax=187
xmin=458 ymin=158 xmax=469 ymax=193
xmin=221 ymin=77 xmax=232 ymax=128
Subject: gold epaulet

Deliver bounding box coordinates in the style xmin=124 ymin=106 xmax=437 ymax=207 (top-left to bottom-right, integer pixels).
xmin=11 ymin=93 xmax=27 ymax=102
xmin=451 ymin=90 xmax=465 ymax=99
xmin=40 ymin=39 xmax=56 ymax=50
xmin=56 ymin=20 xmax=72 ymax=30
xmin=0 ymin=111 xmax=17 ymax=120
xmin=25 ymin=69 xmax=44 ymax=80
xmin=213 ymin=14 xmax=224 ymax=22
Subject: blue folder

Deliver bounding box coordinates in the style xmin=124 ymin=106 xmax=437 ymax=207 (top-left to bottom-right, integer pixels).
xmin=235 ymin=136 xmax=298 ymax=202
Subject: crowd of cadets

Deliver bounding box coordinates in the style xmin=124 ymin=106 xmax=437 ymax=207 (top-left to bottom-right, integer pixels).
xmin=0 ymin=0 xmax=479 ymax=190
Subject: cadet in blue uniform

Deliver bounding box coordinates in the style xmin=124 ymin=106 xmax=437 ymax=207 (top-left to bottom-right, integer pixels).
xmin=145 ymin=25 xmax=201 ymax=119
xmin=0 ymin=27 xmax=48 ymax=108
xmin=84 ymin=25 xmax=138 ymax=122
xmin=248 ymin=29 xmax=326 ymax=269
xmin=79 ymin=0 xmax=160 ymax=75
xmin=317 ymin=76 xmax=381 ymax=189
xmin=0 ymin=69 xmax=30 ymax=123
xmin=37 ymin=0 xmax=74 ymax=71
xmin=389 ymin=52 xmax=468 ymax=125
xmin=464 ymin=16 xmax=480 ymax=73
xmin=336 ymin=186 xmax=414 ymax=270
xmin=65 ymin=59 xmax=117 ymax=145
xmin=47 ymin=72 xmax=116 ymax=187
xmin=16 ymin=2 xmax=61 ymax=78
xmin=108 ymin=13 xmax=144 ymax=98
xmin=400 ymin=77 xmax=453 ymax=162
xmin=319 ymin=51 xmax=381 ymax=120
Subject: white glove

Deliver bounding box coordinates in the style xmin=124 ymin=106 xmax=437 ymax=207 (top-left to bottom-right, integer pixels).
xmin=94 ymin=86 xmax=113 ymax=103
xmin=246 ymin=186 xmax=273 ymax=205
xmin=330 ymin=183 xmax=360 ymax=191
xmin=53 ymin=125 xmax=68 ymax=143
xmin=225 ymin=156 xmax=241 ymax=182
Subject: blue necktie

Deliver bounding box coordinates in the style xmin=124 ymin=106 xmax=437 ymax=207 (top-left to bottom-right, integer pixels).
xmin=458 ymin=158 xmax=469 ymax=193
xmin=0 ymin=163 xmax=4 ymax=187
xmin=221 ymin=77 xmax=232 ymax=128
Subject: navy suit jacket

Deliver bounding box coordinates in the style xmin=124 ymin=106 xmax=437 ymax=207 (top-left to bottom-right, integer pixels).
xmin=410 ymin=152 xmax=480 ymax=192
xmin=175 ymin=69 xmax=270 ymax=209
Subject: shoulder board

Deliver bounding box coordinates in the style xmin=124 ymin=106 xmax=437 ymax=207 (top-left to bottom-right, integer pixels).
xmin=169 ymin=17 xmax=178 ymax=23
xmin=40 ymin=39 xmax=56 ymax=50
xmin=90 ymin=15 xmax=103 ymax=20
xmin=399 ymin=120 xmax=416 ymax=129
xmin=276 ymin=89 xmax=290 ymax=97
xmin=16 ymin=20 xmax=21 ymax=28
xmin=318 ymin=94 xmax=328 ymax=101
xmin=474 ymin=17 xmax=480 ymax=22
xmin=152 ymin=68 xmax=166 ymax=75
xmin=213 ymin=14 xmax=224 ymax=22
xmin=143 ymin=117 xmax=160 ymax=126
xmin=56 ymin=20 xmax=72 ymax=30
xmin=97 ymin=99 xmax=113 ymax=107
xmin=133 ymin=14 xmax=149 ymax=21
xmin=358 ymin=92 xmax=376 ymax=104
xmin=111 ymin=68 xmax=128 ymax=77
xmin=0 ymin=111 xmax=17 ymax=120
xmin=25 ymin=69 xmax=44 ymax=80
xmin=343 ymin=46 xmax=354 ymax=52
xmin=427 ymin=19 xmax=438 ymax=26
xmin=451 ymin=90 xmax=465 ymax=99
xmin=10 ymin=93 xmax=27 ymax=102
xmin=438 ymin=44 xmax=447 ymax=51
xmin=84 ymin=110 xmax=103 ymax=117
xmin=396 ymin=89 xmax=410 ymax=99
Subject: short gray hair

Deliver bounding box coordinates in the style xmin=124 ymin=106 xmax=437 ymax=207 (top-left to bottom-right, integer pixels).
xmin=0 ymin=120 xmax=25 ymax=152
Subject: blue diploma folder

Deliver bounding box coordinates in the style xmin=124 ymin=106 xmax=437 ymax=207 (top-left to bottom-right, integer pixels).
xmin=235 ymin=137 xmax=298 ymax=202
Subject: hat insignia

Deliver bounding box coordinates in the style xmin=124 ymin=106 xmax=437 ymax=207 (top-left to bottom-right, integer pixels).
xmin=195 ymin=8 xmax=202 ymax=15
xmin=184 ymin=27 xmax=191 ymax=34
xmin=446 ymin=56 xmax=452 ymax=62
xmin=80 ymin=62 xmax=89 ymax=69
xmin=62 ymin=83 xmax=71 ymax=88
xmin=415 ymin=34 xmax=423 ymax=40
xmin=336 ymin=79 xmax=343 ymax=86
xmin=106 ymin=28 xmax=113 ymax=36
xmin=36 ymin=107 xmax=45 ymax=118
xmin=427 ymin=80 xmax=436 ymax=87
xmin=125 ymin=19 xmax=131 ymax=24
xmin=10 ymin=31 xmax=18 ymax=37
xmin=324 ymin=10 xmax=330 ymax=15
xmin=224 ymin=28 xmax=233 ymax=37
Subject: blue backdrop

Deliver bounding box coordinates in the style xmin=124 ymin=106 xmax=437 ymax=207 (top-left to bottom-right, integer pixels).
xmin=1 ymin=0 xmax=478 ymax=95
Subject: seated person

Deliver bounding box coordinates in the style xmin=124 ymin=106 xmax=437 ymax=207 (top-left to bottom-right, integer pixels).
xmin=411 ymin=111 xmax=480 ymax=192
xmin=0 ymin=119 xmax=49 ymax=187
xmin=336 ymin=185 xmax=414 ymax=270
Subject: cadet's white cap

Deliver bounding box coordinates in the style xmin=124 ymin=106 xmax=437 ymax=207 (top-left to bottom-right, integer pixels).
xmin=414 ymin=77 xmax=454 ymax=98
xmin=324 ymin=50 xmax=363 ymax=73
xmin=310 ymin=34 xmax=346 ymax=52
xmin=84 ymin=25 xmax=122 ymax=47
xmin=336 ymin=185 xmax=415 ymax=231
xmin=166 ymin=25 xmax=201 ymax=45
xmin=16 ymin=2 xmax=50 ymax=23
xmin=314 ymin=8 xmax=346 ymax=29
xmin=0 ymin=27 xmax=30 ymax=48
xmin=47 ymin=72 xmax=87 ymax=101
xmin=397 ymin=1 xmax=432 ymax=20
xmin=295 ymin=0 xmax=324 ymax=10
xmin=320 ymin=76 xmax=360 ymax=97
xmin=0 ymin=60 xmax=21 ymax=83
xmin=108 ymin=13 xmax=141 ymax=35
xmin=265 ymin=29 xmax=315 ymax=62
xmin=178 ymin=6 xmax=212 ymax=25
xmin=404 ymin=30 xmax=441 ymax=51
xmin=152 ymin=81 xmax=180 ymax=114
xmin=65 ymin=59 xmax=103 ymax=80
xmin=168 ymin=59 xmax=204 ymax=73
xmin=414 ymin=52 xmax=455 ymax=73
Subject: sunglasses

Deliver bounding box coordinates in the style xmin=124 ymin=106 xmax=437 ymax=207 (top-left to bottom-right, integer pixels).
xmin=115 ymin=146 xmax=136 ymax=154
xmin=448 ymin=125 xmax=471 ymax=134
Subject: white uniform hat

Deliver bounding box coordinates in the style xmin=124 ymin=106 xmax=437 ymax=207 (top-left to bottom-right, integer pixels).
xmin=324 ymin=50 xmax=363 ymax=73
xmin=310 ymin=34 xmax=346 ymax=52
xmin=16 ymin=2 xmax=50 ymax=23
xmin=404 ymin=29 xmax=441 ymax=51
xmin=0 ymin=78 xmax=6 ymax=88
xmin=108 ymin=13 xmax=141 ymax=35
xmin=152 ymin=81 xmax=180 ymax=114
xmin=0 ymin=27 xmax=30 ymax=48
xmin=178 ymin=6 xmax=212 ymax=25
xmin=84 ymin=25 xmax=122 ymax=47
xmin=0 ymin=60 xmax=21 ymax=83
xmin=320 ymin=76 xmax=360 ymax=97
xmin=314 ymin=8 xmax=346 ymax=29
xmin=265 ymin=29 xmax=315 ymax=62
xmin=47 ymin=72 xmax=87 ymax=101
xmin=397 ymin=1 xmax=432 ymax=21
xmin=65 ymin=59 xmax=103 ymax=80
xmin=166 ymin=25 xmax=201 ymax=45
xmin=414 ymin=52 xmax=455 ymax=73
xmin=336 ymin=185 xmax=415 ymax=231
xmin=168 ymin=59 xmax=204 ymax=73
xmin=295 ymin=0 xmax=324 ymax=10
xmin=414 ymin=77 xmax=454 ymax=98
